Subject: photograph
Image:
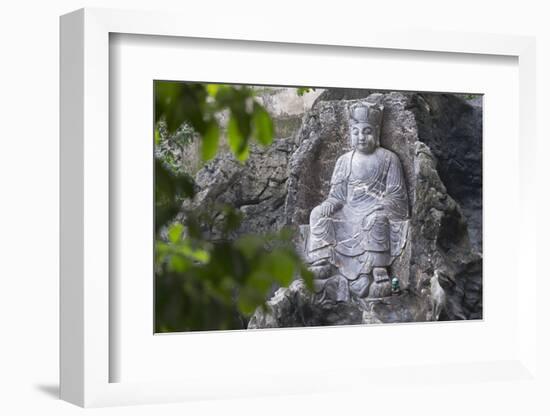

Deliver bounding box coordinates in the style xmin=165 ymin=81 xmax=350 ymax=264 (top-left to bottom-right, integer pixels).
xmin=2 ymin=0 xmax=544 ymax=412
xmin=153 ymin=82 xmax=483 ymax=333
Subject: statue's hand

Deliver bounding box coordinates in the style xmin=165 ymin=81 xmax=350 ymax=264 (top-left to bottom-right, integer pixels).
xmin=332 ymin=200 xmax=344 ymax=211
xmin=320 ymin=201 xmax=335 ymax=217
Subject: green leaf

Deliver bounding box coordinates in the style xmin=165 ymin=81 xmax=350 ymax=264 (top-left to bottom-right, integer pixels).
xmin=296 ymin=87 xmax=314 ymax=96
xmin=169 ymin=255 xmax=189 ymax=272
xmin=238 ymin=145 xmax=249 ymax=162
xmin=219 ymin=204 xmax=242 ymax=233
xmin=184 ymin=214 xmax=202 ymax=239
xmin=155 ymin=81 xmax=184 ymax=129
xmin=201 ymin=121 xmax=220 ymax=161
xmin=206 ymin=84 xmax=220 ymax=97
xmin=300 ymin=264 xmax=314 ymax=291
xmin=246 ymin=273 xmax=270 ymax=293
xmin=154 ymin=127 xmax=161 ymax=146
xmin=214 ymin=85 xmax=234 ymax=106
xmin=167 ymin=223 xmax=184 ymax=243
xmin=235 ymin=235 xmax=264 ymax=259
xmin=278 ymin=227 xmax=295 ymax=242
xmin=267 ymin=250 xmax=295 ymax=286
xmin=237 ymin=288 xmax=261 ymax=316
xmin=176 ymin=173 xmax=197 ymax=199
xmin=227 ymin=116 xmax=249 ymax=162
xmin=252 ymin=103 xmax=273 ymax=146
xmin=188 ymin=248 xmax=210 ymax=263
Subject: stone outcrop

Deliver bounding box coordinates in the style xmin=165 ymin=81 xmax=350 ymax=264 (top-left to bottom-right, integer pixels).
xmin=247 ymin=279 xmax=430 ymax=329
xmin=192 ymin=137 xmax=295 ymax=237
xmin=409 ymin=94 xmax=483 ymax=252
xmin=190 ymin=91 xmax=482 ymax=326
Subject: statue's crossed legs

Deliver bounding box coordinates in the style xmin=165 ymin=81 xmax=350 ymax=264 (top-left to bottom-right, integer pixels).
xmin=307 ymin=207 xmax=394 ymax=303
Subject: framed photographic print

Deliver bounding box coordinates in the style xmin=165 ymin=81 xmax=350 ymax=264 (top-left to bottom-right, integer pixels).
xmin=151 ymin=80 xmax=483 ymax=334
xmin=60 ymin=7 xmax=541 ymax=409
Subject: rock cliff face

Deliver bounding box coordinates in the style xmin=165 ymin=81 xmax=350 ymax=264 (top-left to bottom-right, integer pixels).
xmin=191 ymin=91 xmax=482 ymax=326
xmin=409 ymin=94 xmax=483 ymax=252
xmin=192 ymin=136 xmax=294 ymax=237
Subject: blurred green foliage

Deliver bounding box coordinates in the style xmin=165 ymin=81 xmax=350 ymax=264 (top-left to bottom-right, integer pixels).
xmin=296 ymin=87 xmax=315 ymax=96
xmin=155 ymin=81 xmax=274 ymax=163
xmin=154 ymin=82 xmax=312 ymax=332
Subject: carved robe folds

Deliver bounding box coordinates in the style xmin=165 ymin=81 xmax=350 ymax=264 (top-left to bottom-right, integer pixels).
xmin=307 ymin=147 xmax=409 ymax=298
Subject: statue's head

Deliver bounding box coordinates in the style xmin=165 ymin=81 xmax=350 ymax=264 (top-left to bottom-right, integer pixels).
xmin=349 ymin=96 xmax=384 ymax=154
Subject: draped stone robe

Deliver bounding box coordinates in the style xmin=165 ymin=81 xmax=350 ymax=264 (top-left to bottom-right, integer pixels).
xmin=308 ymin=147 xmax=409 ymax=280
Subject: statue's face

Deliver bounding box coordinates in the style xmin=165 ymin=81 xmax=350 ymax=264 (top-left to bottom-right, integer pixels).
xmin=351 ymin=122 xmax=377 ymax=154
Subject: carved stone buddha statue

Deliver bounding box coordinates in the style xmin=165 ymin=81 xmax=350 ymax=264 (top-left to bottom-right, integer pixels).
xmin=305 ymin=99 xmax=409 ymax=303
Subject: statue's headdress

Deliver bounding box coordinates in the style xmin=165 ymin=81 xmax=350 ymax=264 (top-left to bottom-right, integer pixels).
xmin=348 ymin=94 xmax=384 ymax=146
xmin=349 ymin=94 xmax=384 ymax=129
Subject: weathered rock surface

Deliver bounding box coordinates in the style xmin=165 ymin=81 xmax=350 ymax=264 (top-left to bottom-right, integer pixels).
xmin=409 ymin=94 xmax=483 ymax=252
xmin=247 ymin=279 xmax=430 ymax=328
xmin=190 ymin=91 xmax=482 ymax=326
xmin=192 ymin=137 xmax=295 ymax=237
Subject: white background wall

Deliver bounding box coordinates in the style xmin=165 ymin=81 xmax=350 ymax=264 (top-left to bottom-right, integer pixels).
xmin=0 ymin=1 xmax=548 ymax=414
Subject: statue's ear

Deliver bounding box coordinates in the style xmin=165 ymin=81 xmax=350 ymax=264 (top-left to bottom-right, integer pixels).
xmin=348 ymin=122 xmax=356 ymax=148
xmin=376 ymin=119 xmax=384 ymax=145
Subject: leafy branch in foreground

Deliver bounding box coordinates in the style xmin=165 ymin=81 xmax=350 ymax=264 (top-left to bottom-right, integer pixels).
xmin=296 ymin=87 xmax=316 ymax=96
xmin=156 ymin=221 xmax=312 ymax=331
xmin=154 ymin=82 xmax=312 ymax=332
xmin=155 ymin=82 xmax=274 ymax=162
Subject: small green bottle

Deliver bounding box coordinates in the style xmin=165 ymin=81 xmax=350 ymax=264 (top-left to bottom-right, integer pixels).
xmin=391 ymin=277 xmax=401 ymax=295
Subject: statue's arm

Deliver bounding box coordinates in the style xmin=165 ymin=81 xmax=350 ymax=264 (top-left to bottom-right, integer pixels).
xmin=384 ymin=153 xmax=409 ymax=220
xmin=326 ymin=184 xmax=346 ymax=209
xmin=321 ymin=155 xmax=348 ymax=215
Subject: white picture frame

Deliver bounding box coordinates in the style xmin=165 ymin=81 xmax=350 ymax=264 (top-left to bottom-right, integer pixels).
xmin=60 ymin=7 xmax=540 ymax=408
